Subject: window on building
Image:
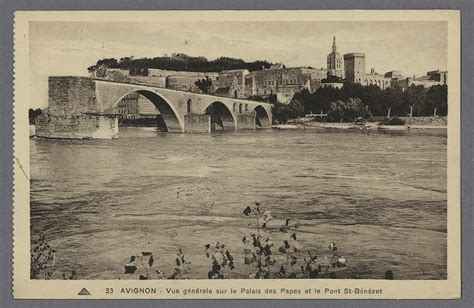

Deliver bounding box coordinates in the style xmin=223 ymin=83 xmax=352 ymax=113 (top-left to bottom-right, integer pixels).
xmin=239 ymin=104 xmax=242 ymax=114
xmin=245 ymin=104 xmax=248 ymax=112
xmin=233 ymin=103 xmax=236 ymax=112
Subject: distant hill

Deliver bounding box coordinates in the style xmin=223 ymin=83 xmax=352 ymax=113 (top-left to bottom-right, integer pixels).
xmin=87 ymin=53 xmax=277 ymax=75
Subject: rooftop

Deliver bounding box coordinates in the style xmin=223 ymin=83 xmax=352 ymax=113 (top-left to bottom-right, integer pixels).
xmin=344 ymin=52 xmax=366 ymax=58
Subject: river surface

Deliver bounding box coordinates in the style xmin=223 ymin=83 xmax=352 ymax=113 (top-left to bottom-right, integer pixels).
xmin=30 ymin=127 xmax=447 ymax=280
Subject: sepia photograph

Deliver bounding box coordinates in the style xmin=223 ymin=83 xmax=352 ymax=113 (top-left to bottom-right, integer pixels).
xmin=12 ymin=10 xmax=461 ymax=299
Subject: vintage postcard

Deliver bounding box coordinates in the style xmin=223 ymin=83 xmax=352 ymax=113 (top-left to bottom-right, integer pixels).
xmin=13 ymin=10 xmax=460 ymax=299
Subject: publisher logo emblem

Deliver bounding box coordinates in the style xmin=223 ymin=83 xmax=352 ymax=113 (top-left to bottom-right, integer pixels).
xmin=78 ymin=288 xmax=91 ymax=296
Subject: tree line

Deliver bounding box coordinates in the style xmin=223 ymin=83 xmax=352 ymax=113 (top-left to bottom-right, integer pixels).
xmin=87 ymin=53 xmax=275 ymax=75
xmin=285 ymin=83 xmax=447 ymax=122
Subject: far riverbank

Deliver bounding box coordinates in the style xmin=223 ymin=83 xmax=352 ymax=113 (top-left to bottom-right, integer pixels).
xmin=272 ymin=122 xmax=447 ymax=131
xmin=273 ymin=116 xmax=447 ymax=132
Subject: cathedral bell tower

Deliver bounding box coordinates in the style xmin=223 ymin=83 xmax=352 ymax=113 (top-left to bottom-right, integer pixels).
xmin=327 ymin=36 xmax=344 ymax=79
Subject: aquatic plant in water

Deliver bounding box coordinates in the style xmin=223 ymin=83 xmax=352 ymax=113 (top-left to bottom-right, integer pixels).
xmin=242 ymin=202 xmax=347 ymax=279
xmin=124 ymin=249 xmax=191 ymax=280
xmin=204 ymin=241 xmax=235 ymax=279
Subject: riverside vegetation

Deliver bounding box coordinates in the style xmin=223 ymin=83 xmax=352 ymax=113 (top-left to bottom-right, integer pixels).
xmin=272 ymin=83 xmax=447 ymax=124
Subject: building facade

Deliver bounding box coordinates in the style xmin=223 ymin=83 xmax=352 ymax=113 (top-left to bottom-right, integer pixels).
xmin=427 ymin=70 xmax=448 ymax=84
xmin=327 ymin=36 xmax=344 ymax=78
xmin=166 ymin=75 xmax=203 ymax=93
xmin=243 ymin=66 xmax=326 ymax=103
xmin=214 ymin=69 xmax=250 ymax=98
xmin=104 ymin=93 xmax=160 ymax=119
xmin=362 ymin=68 xmax=391 ymax=89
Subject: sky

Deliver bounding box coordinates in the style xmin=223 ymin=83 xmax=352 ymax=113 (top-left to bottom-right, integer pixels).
xmin=29 ymin=21 xmax=447 ymax=108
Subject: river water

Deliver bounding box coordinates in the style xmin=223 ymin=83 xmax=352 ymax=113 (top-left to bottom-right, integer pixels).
xmin=30 ymin=127 xmax=447 ymax=280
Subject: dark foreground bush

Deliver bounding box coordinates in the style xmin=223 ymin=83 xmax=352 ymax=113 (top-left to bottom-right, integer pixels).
xmin=381 ymin=117 xmax=406 ymax=125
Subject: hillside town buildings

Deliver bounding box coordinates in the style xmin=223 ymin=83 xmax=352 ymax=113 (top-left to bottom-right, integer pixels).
xmin=214 ymin=69 xmax=249 ymax=99
xmin=97 ymin=36 xmax=447 ymax=105
xmin=243 ymin=65 xmax=326 ymax=103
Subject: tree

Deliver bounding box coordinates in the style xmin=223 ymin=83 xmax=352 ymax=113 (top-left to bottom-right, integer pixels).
xmin=425 ymin=84 xmax=447 ymax=116
xmin=96 ymin=65 xmax=107 ymax=78
xmin=287 ymin=99 xmax=305 ymax=119
xmin=272 ymin=100 xmax=304 ymax=124
xmin=328 ymin=100 xmax=345 ymax=122
xmin=361 ymin=85 xmax=383 ymax=116
xmin=90 ymin=54 xmax=276 ymax=73
xmin=345 ymin=98 xmax=370 ymax=121
xmin=272 ymin=103 xmax=288 ymax=124
xmin=195 ymin=77 xmax=213 ymax=94
xmin=382 ymin=87 xmax=404 ymax=117
xmin=87 ymin=58 xmax=119 ymax=75
xmin=404 ymin=85 xmax=427 ymax=117
xmin=327 ymin=98 xmax=369 ymax=122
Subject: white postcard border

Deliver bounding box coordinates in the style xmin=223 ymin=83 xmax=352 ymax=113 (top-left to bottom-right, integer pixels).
xmin=13 ymin=10 xmax=461 ymax=299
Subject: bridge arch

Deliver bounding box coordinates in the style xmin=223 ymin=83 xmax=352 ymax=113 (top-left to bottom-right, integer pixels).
xmin=113 ymin=89 xmax=184 ymax=132
xmin=204 ymin=101 xmax=237 ymax=132
xmin=254 ymin=105 xmax=271 ymax=128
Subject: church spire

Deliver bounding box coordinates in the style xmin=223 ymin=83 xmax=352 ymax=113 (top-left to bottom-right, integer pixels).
xmin=332 ymin=36 xmax=337 ymax=53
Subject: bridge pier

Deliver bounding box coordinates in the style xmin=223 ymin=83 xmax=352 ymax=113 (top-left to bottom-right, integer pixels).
xmin=236 ymin=113 xmax=256 ymax=130
xmin=35 ymin=113 xmax=119 ymax=139
xmin=184 ymin=114 xmax=211 ymax=132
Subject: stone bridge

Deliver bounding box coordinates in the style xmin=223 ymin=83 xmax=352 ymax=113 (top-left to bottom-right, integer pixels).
xmin=43 ymin=77 xmax=272 ymax=138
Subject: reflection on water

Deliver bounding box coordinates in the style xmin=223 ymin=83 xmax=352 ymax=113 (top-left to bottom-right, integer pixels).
xmin=30 ymin=127 xmax=447 ymax=279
